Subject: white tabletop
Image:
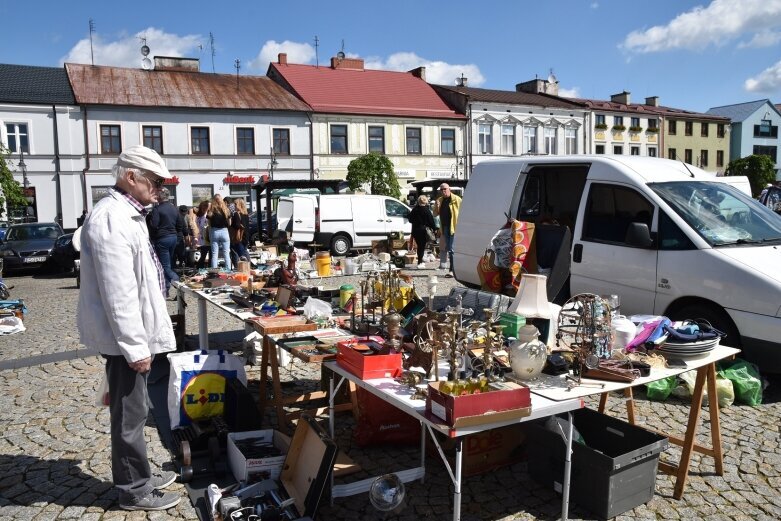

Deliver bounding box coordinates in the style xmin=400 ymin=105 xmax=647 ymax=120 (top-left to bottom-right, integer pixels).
xmin=527 ymin=344 xmax=740 ymax=401
xmin=174 ymin=282 xmax=257 ymax=321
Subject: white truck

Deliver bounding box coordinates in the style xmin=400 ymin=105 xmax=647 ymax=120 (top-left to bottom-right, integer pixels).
xmin=454 ymin=155 xmax=781 ymax=371
xmin=276 ymin=193 xmax=412 ymax=255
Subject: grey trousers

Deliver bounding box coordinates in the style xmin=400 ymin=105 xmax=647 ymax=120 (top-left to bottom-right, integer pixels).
xmin=104 ymin=355 xmax=153 ymax=503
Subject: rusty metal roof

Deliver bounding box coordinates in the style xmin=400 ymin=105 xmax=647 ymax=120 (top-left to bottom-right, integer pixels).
xmin=434 ymin=84 xmax=586 ymax=110
xmin=65 ymin=63 xmax=311 ymax=112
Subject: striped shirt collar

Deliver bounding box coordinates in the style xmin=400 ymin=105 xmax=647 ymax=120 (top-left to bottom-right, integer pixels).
xmin=112 ymin=185 xmax=147 ymax=215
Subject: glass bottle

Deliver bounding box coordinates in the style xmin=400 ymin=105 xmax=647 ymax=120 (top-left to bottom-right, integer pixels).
xmin=455 ymin=370 xmax=469 ymax=396
xmin=439 ymin=372 xmax=455 ymax=396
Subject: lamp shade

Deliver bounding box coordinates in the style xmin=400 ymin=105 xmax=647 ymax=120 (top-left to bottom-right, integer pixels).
xmin=508 ymin=274 xmax=551 ymax=319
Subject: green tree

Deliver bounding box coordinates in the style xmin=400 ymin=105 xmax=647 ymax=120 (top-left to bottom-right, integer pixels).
xmin=0 ymin=145 xmax=27 ymax=220
xmin=346 ymin=153 xmax=401 ymax=200
xmin=725 ymin=154 xmax=777 ymax=197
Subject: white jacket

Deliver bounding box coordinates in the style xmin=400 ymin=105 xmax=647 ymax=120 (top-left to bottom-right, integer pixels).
xmin=78 ymin=189 xmax=175 ymax=362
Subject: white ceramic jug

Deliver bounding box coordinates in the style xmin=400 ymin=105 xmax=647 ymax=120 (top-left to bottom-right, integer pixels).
xmin=508 ymin=324 xmax=548 ymax=380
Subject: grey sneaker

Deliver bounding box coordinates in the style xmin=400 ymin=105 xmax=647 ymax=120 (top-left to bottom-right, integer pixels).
xmin=120 ymin=489 xmax=181 ymax=511
xmin=149 ymin=470 xmax=177 ymax=489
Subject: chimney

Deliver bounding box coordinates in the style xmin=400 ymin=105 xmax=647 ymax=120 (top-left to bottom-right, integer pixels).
xmin=456 ymin=73 xmax=468 ymax=87
xmin=330 ymin=56 xmax=364 ymax=70
xmin=278 ymin=53 xmax=287 ymax=65
xmin=408 ymin=66 xmax=426 ymax=81
xmin=153 ymin=56 xmax=200 ymax=72
xmin=645 ymin=96 xmax=659 ymax=107
xmin=516 ymin=79 xmax=547 ymax=94
xmin=611 ymin=91 xmax=631 ymax=105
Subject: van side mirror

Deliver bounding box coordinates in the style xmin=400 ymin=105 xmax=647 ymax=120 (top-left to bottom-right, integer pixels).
xmin=625 ymin=222 xmax=654 ymax=248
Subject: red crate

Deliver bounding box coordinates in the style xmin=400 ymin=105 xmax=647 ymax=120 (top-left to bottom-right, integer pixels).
xmin=426 ymin=380 xmax=531 ymax=429
xmin=336 ymin=339 xmax=402 ymax=380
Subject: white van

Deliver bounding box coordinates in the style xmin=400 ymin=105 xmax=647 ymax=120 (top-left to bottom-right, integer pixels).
xmin=454 ymin=155 xmax=781 ymax=371
xmin=277 ymin=194 xmax=411 ymax=255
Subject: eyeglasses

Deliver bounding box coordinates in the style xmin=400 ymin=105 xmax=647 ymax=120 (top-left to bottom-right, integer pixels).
xmin=141 ymin=172 xmax=165 ymax=188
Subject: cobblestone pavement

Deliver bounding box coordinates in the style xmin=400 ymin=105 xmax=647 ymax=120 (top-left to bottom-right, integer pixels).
xmin=1 ymin=268 xmax=780 ymax=520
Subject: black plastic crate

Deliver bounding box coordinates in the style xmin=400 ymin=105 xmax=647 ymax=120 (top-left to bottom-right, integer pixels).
xmin=527 ymin=407 xmax=668 ymax=519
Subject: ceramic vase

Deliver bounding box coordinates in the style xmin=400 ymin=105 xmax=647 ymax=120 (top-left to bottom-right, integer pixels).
xmin=509 ymin=324 xmax=548 ymax=380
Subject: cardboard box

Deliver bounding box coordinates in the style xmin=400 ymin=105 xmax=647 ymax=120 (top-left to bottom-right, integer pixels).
xmin=428 ymin=423 xmax=529 ymax=477
xmin=336 ymin=339 xmax=402 ymax=379
xmin=227 ymin=429 xmax=292 ymax=482
xmin=249 ymin=315 xmax=317 ymax=336
xmin=426 ymin=380 xmax=531 ymax=428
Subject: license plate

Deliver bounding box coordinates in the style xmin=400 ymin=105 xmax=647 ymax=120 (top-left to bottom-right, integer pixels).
xmin=24 ymin=256 xmax=47 ymax=263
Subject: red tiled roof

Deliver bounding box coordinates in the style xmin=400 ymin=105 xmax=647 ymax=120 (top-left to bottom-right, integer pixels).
xmin=65 ymin=63 xmax=311 ymax=112
xmin=569 ymin=97 xmax=729 ymax=121
xmin=269 ymin=62 xmax=465 ymax=120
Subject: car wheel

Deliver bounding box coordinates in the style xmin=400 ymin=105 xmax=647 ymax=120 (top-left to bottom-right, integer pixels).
xmin=670 ymin=303 xmax=740 ymax=349
xmin=330 ymin=235 xmax=352 ymax=256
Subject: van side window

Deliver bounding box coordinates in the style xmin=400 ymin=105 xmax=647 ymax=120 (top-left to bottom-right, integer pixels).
xmin=658 ymin=211 xmax=696 ymax=250
xmin=582 ymin=184 xmax=654 ymax=246
xmin=518 ymin=176 xmax=541 ymax=217
xmin=385 ymin=199 xmax=409 ymax=217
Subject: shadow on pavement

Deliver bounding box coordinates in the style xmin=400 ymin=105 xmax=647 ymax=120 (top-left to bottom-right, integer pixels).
xmin=0 ymin=455 xmax=116 ymax=508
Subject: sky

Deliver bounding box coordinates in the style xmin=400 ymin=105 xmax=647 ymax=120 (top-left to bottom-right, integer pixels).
xmin=2 ymin=0 xmax=781 ymax=113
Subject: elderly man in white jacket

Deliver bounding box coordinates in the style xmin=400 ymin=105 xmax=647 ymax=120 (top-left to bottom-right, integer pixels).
xmin=78 ymin=145 xmax=181 ymax=511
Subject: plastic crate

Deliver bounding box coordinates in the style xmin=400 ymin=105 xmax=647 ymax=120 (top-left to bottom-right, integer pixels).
xmin=527 ymin=407 xmax=668 ymax=519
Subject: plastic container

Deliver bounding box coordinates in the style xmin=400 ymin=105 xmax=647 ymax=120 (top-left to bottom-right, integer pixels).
xmin=314 ymin=251 xmax=331 ymax=277
xmin=343 ymin=258 xmax=358 ymax=275
xmin=527 ymin=408 xmax=669 ymax=519
xmin=339 ymin=284 xmax=355 ymax=309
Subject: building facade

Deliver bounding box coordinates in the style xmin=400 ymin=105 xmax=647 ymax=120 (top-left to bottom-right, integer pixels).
xmin=707 ymin=99 xmax=781 ymax=177
xmin=653 ymin=103 xmax=730 ymax=174
xmin=0 ymin=64 xmax=85 ymax=228
xmin=433 ymin=78 xmax=587 ymax=174
xmin=66 ymin=59 xmax=312 ymax=214
xmin=268 ymin=54 xmax=466 ymax=192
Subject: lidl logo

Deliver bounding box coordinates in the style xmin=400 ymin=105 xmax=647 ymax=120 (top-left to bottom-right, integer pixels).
xmin=181 ymin=372 xmax=227 ymax=421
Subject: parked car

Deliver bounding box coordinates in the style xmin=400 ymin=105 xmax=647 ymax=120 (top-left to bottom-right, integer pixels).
xmin=0 ymin=222 xmax=8 ymax=241
xmin=51 ymin=232 xmax=80 ymax=272
xmin=454 ymin=155 xmax=781 ymax=371
xmin=0 ymin=222 xmax=64 ymax=272
xmin=248 ymin=210 xmax=277 ymax=244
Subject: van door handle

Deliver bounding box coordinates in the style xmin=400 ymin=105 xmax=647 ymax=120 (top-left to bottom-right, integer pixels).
xmin=573 ymin=244 xmax=583 ymax=263
xmin=294 ymin=219 xmax=303 ymax=223
xmin=385 ymin=219 xmax=392 ymax=222
xmin=377 ymin=219 xmax=384 ymax=222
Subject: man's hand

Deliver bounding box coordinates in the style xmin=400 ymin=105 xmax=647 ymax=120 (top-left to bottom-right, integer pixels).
xmin=128 ymin=357 xmax=152 ymax=373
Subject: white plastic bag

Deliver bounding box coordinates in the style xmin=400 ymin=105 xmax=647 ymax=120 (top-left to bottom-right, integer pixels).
xmin=94 ymin=371 xmax=110 ymax=407
xmin=303 ymin=296 xmax=333 ymax=320
xmin=167 ymin=350 xmax=247 ymax=430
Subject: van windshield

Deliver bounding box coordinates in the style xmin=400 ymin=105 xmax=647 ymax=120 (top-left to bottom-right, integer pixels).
xmin=650 ymin=181 xmax=781 ymax=246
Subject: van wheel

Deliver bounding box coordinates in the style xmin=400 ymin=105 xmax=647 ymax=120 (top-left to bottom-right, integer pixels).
xmin=670 ymin=304 xmax=740 ymax=348
xmin=330 ymin=235 xmax=352 ymax=256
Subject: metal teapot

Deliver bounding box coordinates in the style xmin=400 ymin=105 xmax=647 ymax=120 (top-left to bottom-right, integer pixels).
xmin=508 ymin=324 xmax=548 ymax=380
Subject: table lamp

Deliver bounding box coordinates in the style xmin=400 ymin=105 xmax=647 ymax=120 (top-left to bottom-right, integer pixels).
xmin=508 ymin=274 xmax=551 ymax=319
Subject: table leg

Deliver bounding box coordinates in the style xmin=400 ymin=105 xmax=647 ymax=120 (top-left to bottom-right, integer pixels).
xmin=673 ymin=364 xmax=708 ymax=499
xmin=706 ymin=363 xmax=724 ymax=475
xmin=257 ymin=337 xmax=270 ymax=418
xmin=329 ymin=374 xmax=335 ymax=506
xmin=197 ymin=297 xmax=208 ymax=349
xmin=625 ymin=388 xmax=636 ymax=425
xmin=268 ymin=337 xmax=286 ymax=432
xmin=419 ymin=422 xmax=426 ymax=484
xmin=598 ymin=392 xmax=608 ymax=413
xmin=561 ymin=410 xmax=573 ymax=521
xmin=453 ymin=438 xmax=462 ymax=521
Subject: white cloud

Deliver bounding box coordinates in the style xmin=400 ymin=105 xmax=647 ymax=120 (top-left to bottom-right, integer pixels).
xmin=738 ymin=29 xmax=781 ymax=48
xmin=621 ymin=0 xmax=781 ymax=53
xmin=745 ymin=59 xmax=781 ymax=91
xmin=60 ymin=27 xmax=202 ymax=68
xmin=247 ymin=40 xmax=316 ymax=71
xmin=590 ymin=2 xmax=599 ymax=9
xmin=364 ymin=51 xmax=485 ymax=86
xmin=558 ymin=87 xmax=580 ymax=98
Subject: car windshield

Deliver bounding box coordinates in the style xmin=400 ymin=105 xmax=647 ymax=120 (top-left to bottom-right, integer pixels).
xmin=6 ymin=225 xmax=62 ymax=241
xmin=650 ymin=181 xmax=781 ymax=246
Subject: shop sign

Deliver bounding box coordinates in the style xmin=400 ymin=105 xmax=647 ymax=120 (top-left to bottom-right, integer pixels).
xmin=164 ymin=175 xmax=180 ymax=185
xmin=427 ymin=170 xmax=452 ymax=179
xmin=395 ymin=169 xmax=416 ymax=179
xmin=224 ymin=174 xmax=256 ymax=184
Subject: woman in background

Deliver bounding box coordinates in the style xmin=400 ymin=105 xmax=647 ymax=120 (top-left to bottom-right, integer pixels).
xmin=185 ymin=207 xmax=200 ymax=267
xmin=195 ymin=201 xmax=210 ymax=269
xmin=407 ymin=194 xmax=437 ymax=268
xmin=207 ymin=195 xmax=232 ymax=271
xmin=231 ymin=198 xmax=251 ymax=261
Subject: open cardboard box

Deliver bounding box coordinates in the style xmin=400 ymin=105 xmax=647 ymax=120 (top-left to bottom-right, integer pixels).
xmin=426 ymin=380 xmax=531 ymax=428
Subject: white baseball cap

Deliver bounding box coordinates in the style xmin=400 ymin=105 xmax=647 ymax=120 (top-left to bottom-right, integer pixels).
xmin=116 ymin=145 xmax=172 ymax=179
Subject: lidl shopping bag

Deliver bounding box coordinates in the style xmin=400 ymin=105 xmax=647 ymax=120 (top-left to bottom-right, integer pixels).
xmin=167 ymin=350 xmax=247 ymax=429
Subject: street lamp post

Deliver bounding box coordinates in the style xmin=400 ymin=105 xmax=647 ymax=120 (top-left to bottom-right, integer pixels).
xmin=454 ymin=151 xmax=465 ymax=179
xmin=269 ymin=147 xmax=278 ymax=180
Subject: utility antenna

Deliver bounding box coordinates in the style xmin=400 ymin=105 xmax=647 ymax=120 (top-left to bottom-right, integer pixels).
xmin=337 ymin=39 xmax=345 ymax=60
xmin=314 ymin=35 xmax=319 ymax=67
xmin=88 ymin=19 xmax=96 ymax=66
xmin=234 ymin=59 xmax=240 ymax=88
xmin=209 ymin=32 xmax=216 ymax=73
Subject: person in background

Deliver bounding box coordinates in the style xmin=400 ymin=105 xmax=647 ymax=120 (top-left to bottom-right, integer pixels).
xmin=146 ymin=188 xmax=181 ymax=296
xmin=175 ymin=205 xmax=190 ymax=269
xmin=407 ymin=194 xmax=437 ymax=268
xmin=76 ymin=209 xmax=88 ymax=227
xmin=195 ymin=201 xmax=210 ymax=269
xmin=207 ymin=194 xmax=232 ymax=271
xmin=231 ymin=198 xmax=251 ymax=261
xmin=185 ymin=207 xmax=200 ymax=267
xmin=77 ymin=145 xmax=180 ymax=511
xmin=433 ymin=183 xmax=461 ymax=277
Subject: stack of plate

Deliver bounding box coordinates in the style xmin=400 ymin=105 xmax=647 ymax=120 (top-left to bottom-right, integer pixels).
xmin=657 ymin=338 xmax=718 ymax=358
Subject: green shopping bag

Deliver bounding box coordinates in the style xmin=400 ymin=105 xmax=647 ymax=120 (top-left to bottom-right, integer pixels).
xmin=646 ymin=376 xmax=677 ymax=401
xmin=717 ymin=360 xmax=762 ymax=406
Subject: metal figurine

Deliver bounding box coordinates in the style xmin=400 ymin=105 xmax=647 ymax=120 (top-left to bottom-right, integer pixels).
xmin=556 ymin=293 xmax=613 ymax=386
